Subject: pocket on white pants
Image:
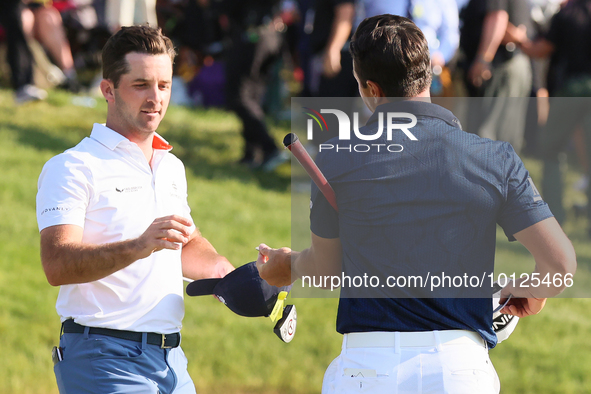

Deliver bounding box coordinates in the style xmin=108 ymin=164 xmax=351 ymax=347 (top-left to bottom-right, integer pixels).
xmin=334 ymin=375 xmax=393 ymax=393
xmin=441 ymin=345 xmax=500 ymax=394
xmin=322 ymin=351 xmax=395 ymax=394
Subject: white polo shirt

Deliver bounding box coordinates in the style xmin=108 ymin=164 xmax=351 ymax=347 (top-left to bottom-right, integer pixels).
xmin=37 ymin=123 xmax=195 ymax=334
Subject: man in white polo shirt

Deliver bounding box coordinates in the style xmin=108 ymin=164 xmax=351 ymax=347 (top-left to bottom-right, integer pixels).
xmin=36 ymin=25 xmax=234 ymax=393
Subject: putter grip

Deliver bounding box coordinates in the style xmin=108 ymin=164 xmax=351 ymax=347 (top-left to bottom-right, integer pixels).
xmin=283 ymin=133 xmax=338 ymax=212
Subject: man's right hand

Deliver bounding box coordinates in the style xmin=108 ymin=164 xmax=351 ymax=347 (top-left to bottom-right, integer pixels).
xmin=256 ymin=243 xmax=293 ymax=287
xmin=135 ymin=215 xmax=193 ymax=259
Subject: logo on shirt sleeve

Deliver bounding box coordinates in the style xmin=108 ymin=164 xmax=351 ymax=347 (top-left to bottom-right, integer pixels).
xmin=527 ymin=177 xmax=542 ymax=202
xmin=40 ymin=205 xmax=71 ymax=215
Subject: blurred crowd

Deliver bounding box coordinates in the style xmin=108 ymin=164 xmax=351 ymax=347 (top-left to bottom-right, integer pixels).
xmin=1 ymin=0 xmax=591 ymax=213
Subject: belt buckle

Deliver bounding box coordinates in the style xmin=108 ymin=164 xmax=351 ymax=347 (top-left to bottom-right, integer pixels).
xmin=161 ymin=334 xmax=172 ymax=349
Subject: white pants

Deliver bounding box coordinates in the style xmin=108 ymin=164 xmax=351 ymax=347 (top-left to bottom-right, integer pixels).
xmin=322 ymin=331 xmax=500 ymax=394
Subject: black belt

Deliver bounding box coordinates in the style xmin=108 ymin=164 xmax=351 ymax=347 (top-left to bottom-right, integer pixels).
xmin=62 ymin=319 xmax=180 ymax=349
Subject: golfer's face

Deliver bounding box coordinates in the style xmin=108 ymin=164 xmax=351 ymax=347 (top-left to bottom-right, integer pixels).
xmin=113 ymin=52 xmax=173 ymax=136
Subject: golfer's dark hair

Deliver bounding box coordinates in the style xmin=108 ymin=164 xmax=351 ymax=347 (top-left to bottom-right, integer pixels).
xmin=350 ymin=14 xmax=431 ymax=97
xmin=102 ymin=25 xmax=176 ymax=87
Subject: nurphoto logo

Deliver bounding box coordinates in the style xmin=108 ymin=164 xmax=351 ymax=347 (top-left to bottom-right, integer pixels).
xmin=303 ymin=107 xmax=418 ymax=153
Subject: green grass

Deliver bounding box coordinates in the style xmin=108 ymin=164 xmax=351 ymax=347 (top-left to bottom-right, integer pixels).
xmin=0 ymin=87 xmax=590 ymax=393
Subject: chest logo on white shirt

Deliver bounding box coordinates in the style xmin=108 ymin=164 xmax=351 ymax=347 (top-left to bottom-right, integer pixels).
xmin=115 ymin=186 xmax=143 ymax=193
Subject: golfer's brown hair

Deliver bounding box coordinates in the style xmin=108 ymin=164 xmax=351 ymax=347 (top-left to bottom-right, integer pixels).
xmin=350 ymin=14 xmax=431 ymax=97
xmin=102 ymin=25 xmax=176 ymax=88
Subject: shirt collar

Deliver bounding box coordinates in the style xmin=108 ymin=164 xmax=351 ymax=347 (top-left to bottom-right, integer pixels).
xmin=152 ymin=134 xmax=172 ymax=151
xmin=90 ymin=123 xmax=173 ymax=151
xmin=366 ymin=99 xmax=462 ymax=129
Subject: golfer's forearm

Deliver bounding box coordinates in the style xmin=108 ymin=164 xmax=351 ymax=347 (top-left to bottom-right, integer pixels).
xmin=42 ymin=239 xmax=142 ymax=286
xmin=181 ymin=235 xmax=233 ymax=280
xmin=291 ymin=250 xmax=305 ymax=280
xmin=523 ymin=254 xmax=576 ymax=298
xmin=514 ymin=266 xmax=575 ymax=298
xmin=513 ymin=218 xmax=577 ymax=298
xmin=295 ymin=247 xmax=337 ymax=280
xmin=292 ymin=247 xmax=341 ymax=286
xmin=536 ymin=236 xmax=577 ymax=296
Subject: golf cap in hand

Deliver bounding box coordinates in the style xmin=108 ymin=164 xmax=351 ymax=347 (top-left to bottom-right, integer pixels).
xmin=186 ymin=261 xmax=292 ymax=318
xmin=491 ymin=281 xmax=519 ymax=344
xmin=186 ymin=262 xmax=296 ymax=342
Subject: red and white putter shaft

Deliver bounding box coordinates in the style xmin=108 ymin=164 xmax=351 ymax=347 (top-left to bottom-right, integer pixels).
xmin=283 ymin=133 xmax=338 ymax=212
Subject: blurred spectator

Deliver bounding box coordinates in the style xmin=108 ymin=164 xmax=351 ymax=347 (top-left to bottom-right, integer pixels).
xmin=518 ymin=0 xmax=562 ymax=155
xmin=413 ymin=0 xmax=459 ymax=96
xmin=517 ymin=0 xmax=591 ymax=226
xmin=156 ymin=0 xmax=225 ymax=107
xmin=358 ymin=0 xmax=460 ymax=96
xmin=293 ymin=0 xmax=313 ymax=96
xmin=0 ymin=0 xmax=48 ymax=103
xmin=54 ymin=0 xmax=107 ymax=71
xmin=307 ymin=0 xmax=357 ymax=98
xmin=461 ymin=0 xmax=532 ymax=153
xmin=518 ymin=0 xmax=591 ymax=95
xmin=94 ymin=0 xmax=108 ymax=28
xmin=186 ymin=56 xmax=225 ymax=107
xmin=299 ymin=0 xmax=357 ymax=145
xmin=360 ymin=0 xmax=458 ymax=67
xmin=23 ymin=0 xmax=80 ymax=92
xmin=455 ymin=0 xmax=471 ymax=9
xmin=105 ymin=0 xmax=157 ymax=31
xmin=214 ymin=0 xmax=287 ymax=171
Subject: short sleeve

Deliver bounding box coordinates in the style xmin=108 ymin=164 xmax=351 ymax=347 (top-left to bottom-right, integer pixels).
xmin=309 ymin=181 xmax=339 ymax=238
xmin=36 ymin=154 xmax=92 ymax=232
xmin=497 ymin=144 xmax=553 ymax=240
xmin=309 ymin=150 xmax=339 ymax=238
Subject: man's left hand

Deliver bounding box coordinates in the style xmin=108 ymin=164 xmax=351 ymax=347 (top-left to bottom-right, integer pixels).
xmin=500 ymin=281 xmax=547 ymax=317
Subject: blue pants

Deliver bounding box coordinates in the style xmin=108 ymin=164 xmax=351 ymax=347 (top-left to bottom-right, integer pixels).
xmin=54 ymin=329 xmax=196 ymax=394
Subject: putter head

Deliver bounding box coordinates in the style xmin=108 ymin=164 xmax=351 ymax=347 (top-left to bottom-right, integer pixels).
xmin=274 ymin=304 xmax=297 ymax=343
xmin=186 ymin=262 xmax=296 ymax=342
